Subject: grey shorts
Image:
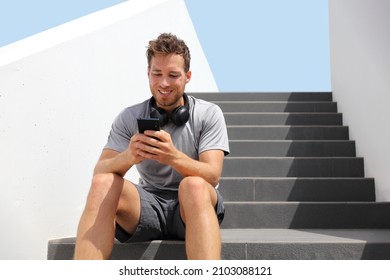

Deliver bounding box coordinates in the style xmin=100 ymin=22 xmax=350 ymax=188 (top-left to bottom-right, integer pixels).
xmin=115 ymin=185 xmax=225 ymax=243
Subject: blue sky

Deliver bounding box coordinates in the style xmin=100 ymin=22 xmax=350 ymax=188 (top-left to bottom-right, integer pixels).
xmin=0 ymin=0 xmax=331 ymax=91
xmin=0 ymin=0 xmax=126 ymax=47
xmin=185 ymin=0 xmax=331 ymax=91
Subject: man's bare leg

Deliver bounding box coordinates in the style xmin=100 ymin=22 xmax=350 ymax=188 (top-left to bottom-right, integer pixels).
xmin=178 ymin=176 xmax=221 ymax=260
xmin=74 ymin=173 xmax=140 ymax=260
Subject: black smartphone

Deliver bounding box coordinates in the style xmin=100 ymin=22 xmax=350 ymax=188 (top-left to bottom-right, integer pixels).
xmin=137 ymin=118 xmax=160 ymax=133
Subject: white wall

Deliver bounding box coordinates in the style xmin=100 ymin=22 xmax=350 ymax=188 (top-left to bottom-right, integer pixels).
xmin=329 ymin=0 xmax=390 ymax=201
xmin=0 ymin=0 xmax=217 ymax=259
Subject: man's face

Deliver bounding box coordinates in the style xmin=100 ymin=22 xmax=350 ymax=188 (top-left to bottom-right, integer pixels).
xmin=148 ymin=53 xmax=191 ymax=112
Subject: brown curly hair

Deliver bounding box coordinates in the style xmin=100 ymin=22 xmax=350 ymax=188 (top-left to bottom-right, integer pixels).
xmin=146 ymin=33 xmax=191 ymax=72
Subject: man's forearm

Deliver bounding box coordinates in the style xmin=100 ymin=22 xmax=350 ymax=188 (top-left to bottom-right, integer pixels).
xmin=170 ymin=150 xmax=223 ymax=187
xmin=93 ymin=150 xmax=134 ymax=177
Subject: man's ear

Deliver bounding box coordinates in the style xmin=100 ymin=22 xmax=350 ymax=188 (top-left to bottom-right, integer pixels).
xmin=186 ymin=70 xmax=192 ymax=83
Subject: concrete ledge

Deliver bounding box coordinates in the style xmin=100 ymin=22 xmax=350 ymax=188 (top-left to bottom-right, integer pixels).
xmin=224 ymin=112 xmax=343 ymax=126
xmin=48 ymin=238 xmax=187 ymax=260
xmin=227 ymin=126 xmax=350 ymax=140
xmin=219 ymin=177 xmax=376 ymax=202
xmin=48 ymin=229 xmax=390 ymax=260
xmin=222 ymin=157 xmax=365 ymax=177
xmin=222 ymin=202 xmax=390 ymax=228
xmin=228 ymin=140 xmax=356 ymax=157
xmin=215 ymin=101 xmax=337 ymax=113
xmin=190 ymin=92 xmax=333 ymax=102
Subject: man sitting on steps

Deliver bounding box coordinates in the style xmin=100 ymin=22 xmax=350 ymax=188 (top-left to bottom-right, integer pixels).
xmin=74 ymin=33 xmax=230 ymax=260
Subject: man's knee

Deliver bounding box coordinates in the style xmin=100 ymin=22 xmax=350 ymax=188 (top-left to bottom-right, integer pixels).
xmin=85 ymin=173 xmax=121 ymax=210
xmin=178 ymin=176 xmax=214 ymax=209
xmin=91 ymin=173 xmax=116 ymax=187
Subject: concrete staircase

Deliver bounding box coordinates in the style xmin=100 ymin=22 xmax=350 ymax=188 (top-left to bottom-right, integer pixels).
xmin=48 ymin=92 xmax=390 ymax=260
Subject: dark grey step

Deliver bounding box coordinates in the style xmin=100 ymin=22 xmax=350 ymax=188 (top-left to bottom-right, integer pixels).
xmin=227 ymin=126 xmax=350 ymax=140
xmin=190 ymin=92 xmax=333 ymax=102
xmin=47 ymin=238 xmax=186 ymax=260
xmin=222 ymin=157 xmax=365 ymax=177
xmin=222 ymin=229 xmax=390 ymax=260
xmin=219 ymin=178 xmax=376 ymax=202
xmin=229 ymin=140 xmax=355 ymax=157
xmin=222 ymin=202 xmax=390 ymax=229
xmin=47 ymin=229 xmax=390 ymax=260
xmin=215 ymin=101 xmax=337 ymax=112
xmin=224 ymin=112 xmax=342 ymax=125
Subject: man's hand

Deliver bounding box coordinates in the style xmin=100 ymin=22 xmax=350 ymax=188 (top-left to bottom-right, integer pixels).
xmin=132 ymin=129 xmax=224 ymax=188
xmin=133 ymin=130 xmax=179 ymax=165
xmin=127 ymin=133 xmax=151 ymax=164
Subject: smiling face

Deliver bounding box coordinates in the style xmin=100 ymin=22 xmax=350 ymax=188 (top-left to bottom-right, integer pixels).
xmin=147 ymin=53 xmax=192 ymax=112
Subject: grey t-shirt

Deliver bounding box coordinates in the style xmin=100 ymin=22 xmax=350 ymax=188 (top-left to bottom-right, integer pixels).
xmin=104 ymin=95 xmax=230 ymax=191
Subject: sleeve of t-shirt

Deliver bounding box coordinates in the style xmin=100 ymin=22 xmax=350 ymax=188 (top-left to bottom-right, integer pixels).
xmin=198 ymin=104 xmax=230 ymax=156
xmin=104 ymin=108 xmax=138 ymax=153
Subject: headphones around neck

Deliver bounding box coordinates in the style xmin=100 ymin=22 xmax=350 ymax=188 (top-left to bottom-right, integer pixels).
xmin=149 ymin=93 xmax=190 ymax=127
